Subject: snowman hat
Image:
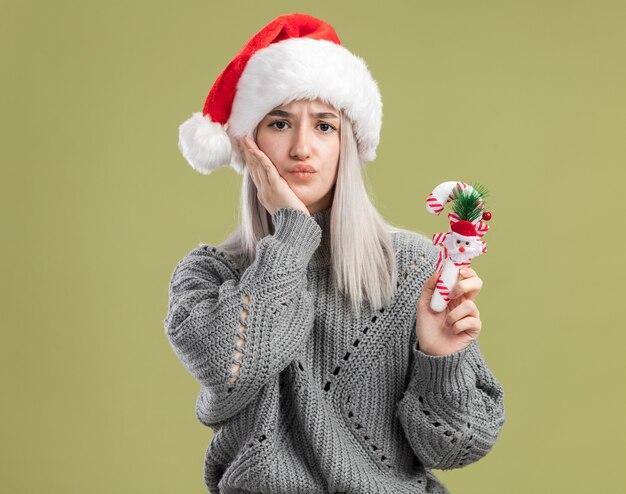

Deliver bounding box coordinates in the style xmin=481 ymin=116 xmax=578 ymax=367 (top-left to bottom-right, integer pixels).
xmin=178 ymin=13 xmax=383 ymax=175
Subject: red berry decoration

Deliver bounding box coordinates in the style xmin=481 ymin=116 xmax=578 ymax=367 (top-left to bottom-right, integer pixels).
xmin=482 ymin=211 xmax=492 ymax=221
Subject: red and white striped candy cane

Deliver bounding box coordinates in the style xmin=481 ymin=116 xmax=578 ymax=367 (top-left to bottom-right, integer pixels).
xmin=425 ymin=181 xmax=482 ymax=313
xmin=425 ymin=181 xmax=483 ymax=215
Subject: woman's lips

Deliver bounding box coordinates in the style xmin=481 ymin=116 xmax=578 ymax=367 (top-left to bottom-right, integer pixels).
xmin=289 ymin=165 xmax=317 ymax=173
xmin=289 ymin=171 xmax=316 ymax=180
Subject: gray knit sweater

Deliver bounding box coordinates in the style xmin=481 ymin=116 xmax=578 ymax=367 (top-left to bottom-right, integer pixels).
xmin=163 ymin=207 xmax=505 ymax=494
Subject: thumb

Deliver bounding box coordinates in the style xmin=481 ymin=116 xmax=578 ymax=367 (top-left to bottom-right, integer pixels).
xmin=424 ymin=270 xmax=440 ymax=290
xmin=419 ymin=271 xmax=439 ymax=305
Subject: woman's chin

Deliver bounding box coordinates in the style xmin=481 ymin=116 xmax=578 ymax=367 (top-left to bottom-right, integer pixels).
xmin=295 ymin=193 xmax=319 ymax=208
xmin=296 ymin=194 xmax=315 ymax=206
xmin=288 ymin=183 xmax=312 ymax=198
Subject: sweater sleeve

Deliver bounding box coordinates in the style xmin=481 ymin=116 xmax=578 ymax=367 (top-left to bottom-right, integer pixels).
xmin=396 ymin=335 xmax=506 ymax=470
xmin=163 ymin=207 xmax=321 ymax=426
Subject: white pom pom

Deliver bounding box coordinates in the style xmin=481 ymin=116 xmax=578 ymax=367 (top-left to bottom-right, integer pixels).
xmin=178 ymin=112 xmax=232 ymax=175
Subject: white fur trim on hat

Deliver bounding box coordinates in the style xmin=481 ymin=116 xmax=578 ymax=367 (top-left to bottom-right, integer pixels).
xmin=228 ymin=37 xmax=382 ymax=166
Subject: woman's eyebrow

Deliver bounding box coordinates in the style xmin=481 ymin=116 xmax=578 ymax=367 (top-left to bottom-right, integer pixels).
xmin=267 ymin=110 xmax=339 ymax=119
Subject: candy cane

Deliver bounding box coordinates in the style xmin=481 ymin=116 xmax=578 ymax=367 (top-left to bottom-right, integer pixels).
xmin=425 ymin=181 xmax=483 ymax=216
xmin=425 ymin=181 xmax=483 ymax=313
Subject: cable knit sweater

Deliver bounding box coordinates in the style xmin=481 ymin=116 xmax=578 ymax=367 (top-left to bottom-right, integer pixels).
xmin=163 ymin=207 xmax=505 ymax=494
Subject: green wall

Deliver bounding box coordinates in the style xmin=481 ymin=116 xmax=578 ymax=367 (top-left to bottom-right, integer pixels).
xmin=2 ymin=1 xmax=623 ymax=492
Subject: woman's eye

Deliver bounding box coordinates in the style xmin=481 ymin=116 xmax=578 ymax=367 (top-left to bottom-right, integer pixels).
xmin=269 ymin=120 xmax=288 ymax=130
xmin=318 ymin=122 xmax=336 ymax=133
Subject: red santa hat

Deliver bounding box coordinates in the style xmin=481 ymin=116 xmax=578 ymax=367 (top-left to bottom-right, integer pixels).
xmin=451 ymin=220 xmax=478 ymax=238
xmin=178 ymin=13 xmax=383 ymax=175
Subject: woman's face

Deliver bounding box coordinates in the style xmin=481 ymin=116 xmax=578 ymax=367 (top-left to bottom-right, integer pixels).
xmin=255 ymin=99 xmax=341 ymax=214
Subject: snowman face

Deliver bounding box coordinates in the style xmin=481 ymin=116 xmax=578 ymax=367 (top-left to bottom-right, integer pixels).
xmin=444 ymin=232 xmax=482 ymax=262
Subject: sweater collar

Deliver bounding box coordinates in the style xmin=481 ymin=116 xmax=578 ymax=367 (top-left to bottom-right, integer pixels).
xmin=309 ymin=207 xmax=332 ymax=268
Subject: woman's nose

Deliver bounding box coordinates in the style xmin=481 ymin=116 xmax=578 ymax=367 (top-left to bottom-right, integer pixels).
xmin=290 ymin=128 xmax=311 ymax=160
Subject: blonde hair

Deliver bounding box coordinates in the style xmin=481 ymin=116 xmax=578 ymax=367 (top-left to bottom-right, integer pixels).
xmin=217 ymin=109 xmax=420 ymax=313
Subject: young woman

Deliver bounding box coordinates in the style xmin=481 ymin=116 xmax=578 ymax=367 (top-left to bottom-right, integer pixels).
xmin=165 ymin=13 xmax=505 ymax=494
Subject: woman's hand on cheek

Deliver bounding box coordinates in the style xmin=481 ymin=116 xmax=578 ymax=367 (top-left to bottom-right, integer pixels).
xmin=235 ymin=136 xmax=309 ymax=216
xmin=415 ymin=267 xmax=483 ymax=356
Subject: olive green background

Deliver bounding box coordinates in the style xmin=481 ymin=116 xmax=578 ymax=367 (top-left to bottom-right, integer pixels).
xmin=2 ymin=1 xmax=623 ymax=492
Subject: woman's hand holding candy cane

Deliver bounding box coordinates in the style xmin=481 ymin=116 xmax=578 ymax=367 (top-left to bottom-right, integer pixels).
xmin=416 ymin=267 xmax=483 ymax=356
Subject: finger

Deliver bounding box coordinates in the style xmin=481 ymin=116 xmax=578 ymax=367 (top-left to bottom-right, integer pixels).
xmin=417 ymin=271 xmax=440 ymax=309
xmin=450 ymin=316 xmax=482 ymax=336
xmin=245 ymin=136 xmax=281 ymax=183
xmin=460 ymin=267 xmax=477 ymax=279
xmin=243 ymin=134 xmax=262 ymax=152
xmin=423 ymin=271 xmax=439 ymax=291
xmin=445 ymin=299 xmax=480 ymax=328
xmin=239 ymin=138 xmax=267 ymax=188
xmin=242 ymin=136 xmax=273 ymax=186
xmin=235 ymin=136 xmax=251 ymax=165
xmin=246 ymin=148 xmax=268 ymax=188
xmin=419 ymin=271 xmax=439 ymax=297
xmin=450 ymin=275 xmax=483 ymax=301
xmin=450 ymin=277 xmax=482 ymax=301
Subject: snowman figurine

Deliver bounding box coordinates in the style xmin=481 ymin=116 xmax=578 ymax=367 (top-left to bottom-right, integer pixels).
xmin=426 ymin=181 xmax=492 ymax=312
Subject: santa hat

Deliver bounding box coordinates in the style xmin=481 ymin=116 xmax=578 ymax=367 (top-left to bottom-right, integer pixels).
xmin=178 ymin=13 xmax=382 ymax=175
xmin=451 ymin=220 xmax=478 ymax=238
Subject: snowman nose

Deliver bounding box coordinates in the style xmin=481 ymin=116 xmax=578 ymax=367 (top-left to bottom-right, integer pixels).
xmin=459 ymin=246 xmax=465 ymax=252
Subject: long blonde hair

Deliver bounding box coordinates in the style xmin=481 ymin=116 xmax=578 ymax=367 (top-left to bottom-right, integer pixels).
xmin=217 ymin=109 xmax=420 ymax=313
